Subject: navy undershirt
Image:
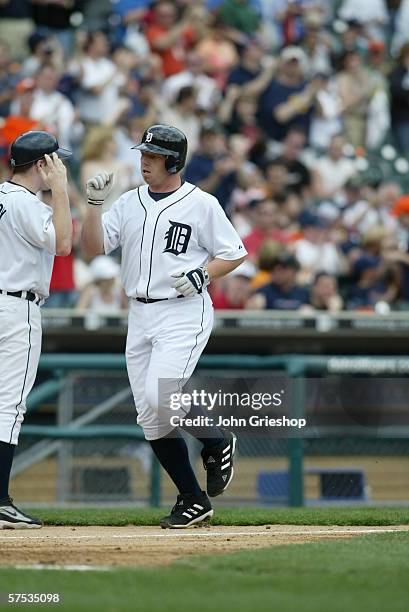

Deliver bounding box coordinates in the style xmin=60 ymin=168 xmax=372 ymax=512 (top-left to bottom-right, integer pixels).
xmin=148 ymin=182 xmax=183 ymax=201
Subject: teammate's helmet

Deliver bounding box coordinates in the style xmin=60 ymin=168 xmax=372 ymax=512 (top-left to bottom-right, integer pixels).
xmin=133 ymin=125 xmax=188 ymax=174
xmin=10 ymin=131 xmax=72 ymax=168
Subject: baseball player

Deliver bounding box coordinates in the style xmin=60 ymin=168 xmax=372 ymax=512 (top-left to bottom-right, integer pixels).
xmin=0 ymin=131 xmax=72 ymax=529
xmin=81 ymin=124 xmax=247 ymax=528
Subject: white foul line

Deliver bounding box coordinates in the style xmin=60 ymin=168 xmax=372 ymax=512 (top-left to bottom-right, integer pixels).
xmin=0 ymin=527 xmax=407 ymax=540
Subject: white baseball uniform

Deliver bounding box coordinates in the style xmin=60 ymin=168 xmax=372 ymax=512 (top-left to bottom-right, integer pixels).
xmin=102 ymin=181 xmax=247 ymax=440
xmin=0 ymin=181 xmax=56 ymax=445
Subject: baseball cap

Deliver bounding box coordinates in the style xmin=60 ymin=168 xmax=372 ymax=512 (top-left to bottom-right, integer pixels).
xmin=200 ymin=118 xmax=224 ymax=137
xmin=391 ymin=195 xmax=409 ymax=217
xmin=89 ymin=256 xmax=120 ymax=281
xmin=280 ymin=46 xmax=308 ymax=64
xmin=299 ymin=210 xmax=328 ymax=229
xmin=228 ymin=261 xmax=257 ymax=279
xmin=274 ymin=253 xmax=300 ymax=270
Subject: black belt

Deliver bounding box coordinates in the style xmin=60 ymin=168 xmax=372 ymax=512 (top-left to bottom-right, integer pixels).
xmin=135 ymin=295 xmax=185 ymax=304
xmin=1 ymin=290 xmax=42 ymax=304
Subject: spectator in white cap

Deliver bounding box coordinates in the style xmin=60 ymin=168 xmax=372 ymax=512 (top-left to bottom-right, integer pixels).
xmin=211 ymin=260 xmax=256 ymax=309
xmin=76 ymin=256 xmax=128 ymax=313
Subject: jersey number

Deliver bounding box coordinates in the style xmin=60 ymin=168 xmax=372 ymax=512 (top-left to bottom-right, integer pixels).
xmin=0 ymin=203 xmax=6 ymax=221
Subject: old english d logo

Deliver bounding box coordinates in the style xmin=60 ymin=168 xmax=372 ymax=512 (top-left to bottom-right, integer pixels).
xmin=163 ymin=220 xmax=192 ymax=255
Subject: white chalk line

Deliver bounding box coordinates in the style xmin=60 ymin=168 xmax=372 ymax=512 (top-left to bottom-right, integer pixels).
xmin=0 ymin=527 xmax=407 ymax=540
xmin=13 ymin=564 xmax=110 ymax=572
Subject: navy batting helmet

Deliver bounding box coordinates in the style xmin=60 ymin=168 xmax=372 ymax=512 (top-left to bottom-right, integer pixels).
xmin=133 ymin=125 xmax=187 ymax=174
xmin=10 ymin=131 xmax=72 ymax=168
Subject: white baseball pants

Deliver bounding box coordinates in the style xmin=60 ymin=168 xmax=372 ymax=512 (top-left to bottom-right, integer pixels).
xmin=126 ymin=292 xmax=214 ymax=440
xmin=0 ymin=295 xmax=42 ymax=445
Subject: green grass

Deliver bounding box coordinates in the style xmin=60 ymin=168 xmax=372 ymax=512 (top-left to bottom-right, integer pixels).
xmin=25 ymin=506 xmax=409 ymax=527
xmin=0 ymin=533 xmax=408 ymax=612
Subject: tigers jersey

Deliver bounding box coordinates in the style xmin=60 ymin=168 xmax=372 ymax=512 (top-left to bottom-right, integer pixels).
xmin=0 ymin=181 xmax=56 ymax=298
xmin=101 ymin=181 xmax=246 ymax=299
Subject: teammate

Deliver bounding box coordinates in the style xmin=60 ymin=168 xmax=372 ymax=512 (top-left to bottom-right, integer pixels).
xmin=0 ymin=131 xmax=72 ymax=529
xmin=81 ymin=124 xmax=247 ymax=528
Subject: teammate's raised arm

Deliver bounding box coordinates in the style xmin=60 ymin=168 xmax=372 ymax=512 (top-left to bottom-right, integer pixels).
xmin=81 ymin=172 xmax=113 ymax=258
xmin=38 ymin=153 xmax=72 ymax=256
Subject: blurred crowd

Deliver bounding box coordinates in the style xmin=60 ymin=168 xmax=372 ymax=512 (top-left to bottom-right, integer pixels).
xmin=2 ymin=0 xmax=409 ymax=313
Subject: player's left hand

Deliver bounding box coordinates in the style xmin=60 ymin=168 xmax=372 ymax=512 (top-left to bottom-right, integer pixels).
xmin=171 ymin=267 xmax=210 ymax=297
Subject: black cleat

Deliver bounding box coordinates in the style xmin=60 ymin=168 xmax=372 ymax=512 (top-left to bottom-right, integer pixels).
xmin=0 ymin=497 xmax=43 ymax=529
xmin=201 ymin=430 xmax=237 ymax=497
xmin=160 ymin=491 xmax=213 ymax=529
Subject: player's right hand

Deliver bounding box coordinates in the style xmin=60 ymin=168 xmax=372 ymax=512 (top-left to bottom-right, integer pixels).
xmin=86 ymin=171 xmax=114 ymax=205
xmin=39 ymin=152 xmax=68 ymax=191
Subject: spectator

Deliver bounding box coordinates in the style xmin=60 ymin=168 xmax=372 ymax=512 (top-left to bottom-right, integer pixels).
xmin=343 ymin=179 xmax=401 ymax=235
xmin=20 ymin=31 xmax=64 ymax=78
xmin=183 ymin=122 xmax=239 ymax=213
xmin=251 ymin=239 xmax=282 ymax=289
xmin=243 ymin=198 xmax=289 ymax=262
xmin=218 ymin=0 xmax=261 ymax=37
xmin=367 ymin=40 xmax=391 ymax=78
xmin=146 ymin=1 xmax=206 ymax=78
xmin=338 ymin=0 xmax=388 ymax=41
xmin=312 ymin=134 xmax=356 ymax=200
xmin=112 ymin=0 xmax=150 ymax=53
xmin=389 ymin=42 xmax=409 ymax=156
xmin=336 ymin=50 xmax=379 ymax=147
xmin=299 ymin=10 xmax=332 ymax=76
xmin=218 ymin=90 xmax=260 ymax=147
xmin=257 ymin=45 xmax=321 ymax=141
xmin=28 ymin=64 xmax=75 ymax=148
xmin=386 ymin=195 xmax=409 ymax=305
xmin=161 ymin=51 xmax=220 ymax=112
xmin=160 ymin=86 xmax=201 ymax=158
xmin=246 ymin=252 xmax=310 ymax=310
xmin=347 ymin=255 xmax=397 ymax=310
xmin=263 ymin=160 xmax=290 ymax=198
xmin=0 ymin=40 xmax=19 ymax=118
xmin=309 ymin=73 xmax=344 ymax=149
xmin=306 ymin=271 xmax=343 ymax=312
xmin=0 ymin=78 xmax=43 ymax=153
xmin=80 ymin=126 xmax=134 ymax=212
xmin=274 ymin=127 xmax=311 ymax=195
xmin=294 ymin=211 xmax=343 ymax=283
xmin=0 ymin=0 xmax=33 ymax=62
xmin=391 ymin=0 xmax=409 ymax=56
xmin=195 ymin=16 xmax=239 ymax=89
xmin=227 ymin=37 xmax=270 ymax=88
xmin=212 ymin=260 xmax=256 ymax=309
xmin=29 ymin=0 xmax=80 ymax=58
xmin=70 ymin=31 xmax=126 ymax=126
xmin=76 ymin=256 xmax=127 ymax=313
xmin=229 ymin=162 xmax=266 ymax=235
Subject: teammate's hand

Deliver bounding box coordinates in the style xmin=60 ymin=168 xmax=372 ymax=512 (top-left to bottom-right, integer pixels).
xmin=39 ymin=153 xmax=67 ymax=191
xmin=86 ymin=171 xmax=114 ymax=205
xmin=171 ymin=267 xmax=210 ymax=297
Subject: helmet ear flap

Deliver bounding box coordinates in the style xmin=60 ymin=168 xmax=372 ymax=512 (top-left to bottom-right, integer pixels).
xmin=165 ymin=156 xmax=177 ymax=174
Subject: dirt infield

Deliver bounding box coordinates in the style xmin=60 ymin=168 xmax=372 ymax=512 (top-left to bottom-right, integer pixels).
xmin=1 ymin=525 xmax=408 ymax=569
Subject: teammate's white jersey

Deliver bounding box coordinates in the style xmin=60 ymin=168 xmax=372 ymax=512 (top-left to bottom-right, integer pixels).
xmin=102 ymin=181 xmax=247 ymax=299
xmin=0 ymin=182 xmax=56 ymax=298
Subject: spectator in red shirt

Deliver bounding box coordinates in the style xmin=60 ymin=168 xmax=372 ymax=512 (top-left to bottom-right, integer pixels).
xmin=146 ymin=1 xmax=205 ymax=78
xmin=212 ymin=261 xmax=256 ymax=309
xmin=40 ymin=189 xmax=78 ymax=309
xmin=243 ymin=198 xmax=290 ymax=262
